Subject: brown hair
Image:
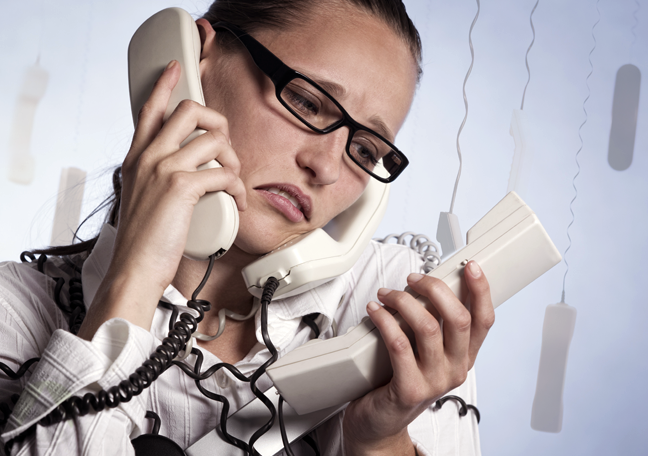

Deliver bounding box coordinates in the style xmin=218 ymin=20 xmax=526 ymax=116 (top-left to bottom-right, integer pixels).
xmin=202 ymin=0 xmax=422 ymax=78
xmin=31 ymin=167 xmax=122 ymax=257
xmin=32 ymin=0 xmax=422 ymax=259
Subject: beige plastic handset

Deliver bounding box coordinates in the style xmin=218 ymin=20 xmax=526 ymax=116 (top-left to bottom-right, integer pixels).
xmin=242 ymin=174 xmax=390 ymax=300
xmin=128 ymin=8 xmax=239 ymax=260
xmin=267 ymin=192 xmax=563 ymax=415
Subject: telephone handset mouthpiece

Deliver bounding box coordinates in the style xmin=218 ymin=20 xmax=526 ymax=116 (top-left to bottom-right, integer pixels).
xmin=128 ymin=8 xmax=239 ymax=260
xmin=242 ymin=174 xmax=390 ymax=300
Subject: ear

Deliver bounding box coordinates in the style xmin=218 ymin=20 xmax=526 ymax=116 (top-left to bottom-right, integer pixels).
xmin=196 ymin=18 xmax=217 ymax=60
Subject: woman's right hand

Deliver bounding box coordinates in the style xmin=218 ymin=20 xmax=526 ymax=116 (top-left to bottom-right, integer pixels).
xmin=77 ymin=60 xmax=247 ymax=340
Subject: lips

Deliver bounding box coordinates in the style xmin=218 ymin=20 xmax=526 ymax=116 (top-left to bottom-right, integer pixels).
xmin=256 ymin=183 xmax=312 ymax=222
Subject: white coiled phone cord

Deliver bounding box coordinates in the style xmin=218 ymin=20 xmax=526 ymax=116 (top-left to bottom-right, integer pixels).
xmin=375 ymin=232 xmax=441 ymax=274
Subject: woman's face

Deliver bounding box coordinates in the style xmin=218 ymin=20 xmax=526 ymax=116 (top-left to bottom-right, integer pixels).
xmin=199 ymin=6 xmax=418 ymax=255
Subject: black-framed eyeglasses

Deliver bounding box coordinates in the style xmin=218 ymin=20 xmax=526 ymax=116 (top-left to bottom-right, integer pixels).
xmin=211 ymin=22 xmax=409 ymax=183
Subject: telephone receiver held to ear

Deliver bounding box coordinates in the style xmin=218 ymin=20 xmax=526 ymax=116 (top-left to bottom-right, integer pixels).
xmin=128 ymin=8 xmax=239 ymax=260
xmin=128 ymin=8 xmax=390 ymax=295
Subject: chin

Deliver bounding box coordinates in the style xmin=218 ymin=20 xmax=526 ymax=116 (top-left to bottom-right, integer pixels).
xmin=233 ymin=212 xmax=308 ymax=256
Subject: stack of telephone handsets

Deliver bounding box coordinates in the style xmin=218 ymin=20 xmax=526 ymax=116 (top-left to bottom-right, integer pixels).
xmin=129 ymin=8 xmax=562 ymax=456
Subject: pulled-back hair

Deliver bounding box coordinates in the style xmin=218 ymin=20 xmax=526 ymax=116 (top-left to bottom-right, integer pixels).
xmin=202 ymin=0 xmax=422 ymax=78
xmin=33 ymin=0 xmax=422 ymax=258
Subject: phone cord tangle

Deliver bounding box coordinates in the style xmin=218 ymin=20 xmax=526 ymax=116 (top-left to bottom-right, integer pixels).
xmin=2 ymin=254 xmax=318 ymax=456
xmin=3 ymin=252 xmax=218 ymax=454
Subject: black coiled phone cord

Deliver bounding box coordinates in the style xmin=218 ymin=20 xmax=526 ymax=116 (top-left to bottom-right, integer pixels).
xmin=2 ymin=252 xmax=477 ymax=454
xmin=3 ymin=252 xmax=217 ymax=453
xmin=2 ymin=253 xmax=293 ymax=456
xmin=36 ymin=252 xmax=218 ymax=429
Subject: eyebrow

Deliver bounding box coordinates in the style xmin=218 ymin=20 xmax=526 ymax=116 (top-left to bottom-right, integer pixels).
xmin=367 ymin=116 xmax=395 ymax=143
xmin=308 ymin=75 xmax=395 ymax=142
xmin=308 ymin=75 xmax=347 ymax=100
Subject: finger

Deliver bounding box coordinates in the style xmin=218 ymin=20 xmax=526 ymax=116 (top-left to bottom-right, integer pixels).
xmin=181 ymin=166 xmax=248 ymax=211
xmin=153 ymin=100 xmax=230 ymax=152
xmin=464 ymin=261 xmax=495 ymax=367
xmin=126 ymin=60 xmax=181 ymax=169
xmin=161 ymin=128 xmax=241 ymax=176
xmin=376 ymin=288 xmax=444 ymax=370
xmin=406 ymin=274 xmax=472 ymax=367
xmin=366 ymin=301 xmax=420 ymax=385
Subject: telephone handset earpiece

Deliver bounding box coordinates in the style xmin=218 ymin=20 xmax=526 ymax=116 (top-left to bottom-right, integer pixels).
xmin=128 ymin=8 xmax=239 ymax=260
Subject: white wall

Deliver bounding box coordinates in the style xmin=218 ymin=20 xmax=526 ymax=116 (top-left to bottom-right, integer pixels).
xmin=1 ymin=0 xmax=646 ymax=454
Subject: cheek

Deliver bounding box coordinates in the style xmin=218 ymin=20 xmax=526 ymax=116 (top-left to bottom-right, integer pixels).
xmin=322 ymin=170 xmax=369 ymax=222
xmin=232 ymin=112 xmax=306 ymax=182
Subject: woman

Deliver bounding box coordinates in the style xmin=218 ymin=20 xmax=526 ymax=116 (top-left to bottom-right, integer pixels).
xmin=0 ymin=0 xmax=494 ymax=454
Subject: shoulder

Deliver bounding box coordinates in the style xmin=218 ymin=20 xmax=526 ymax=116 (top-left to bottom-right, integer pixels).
xmin=0 ymin=257 xmax=76 ymax=350
xmin=0 ymin=260 xmax=52 ymax=307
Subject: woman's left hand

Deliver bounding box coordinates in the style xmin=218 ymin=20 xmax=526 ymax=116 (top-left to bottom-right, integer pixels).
xmin=343 ymin=260 xmax=495 ymax=456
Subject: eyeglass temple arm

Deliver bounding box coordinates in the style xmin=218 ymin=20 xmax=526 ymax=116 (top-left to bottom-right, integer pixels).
xmin=211 ymin=22 xmax=291 ymax=85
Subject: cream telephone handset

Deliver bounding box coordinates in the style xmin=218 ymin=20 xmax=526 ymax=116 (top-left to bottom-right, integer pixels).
xmin=128 ymin=8 xmax=239 ymax=260
xmin=128 ymin=8 xmax=389 ymax=292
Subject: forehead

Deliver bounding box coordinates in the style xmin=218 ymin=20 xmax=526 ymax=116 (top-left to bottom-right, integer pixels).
xmin=253 ymin=7 xmax=418 ymax=140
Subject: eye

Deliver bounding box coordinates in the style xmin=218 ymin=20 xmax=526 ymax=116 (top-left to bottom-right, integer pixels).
xmin=349 ymin=137 xmax=380 ymax=168
xmin=282 ymin=85 xmax=321 ymax=117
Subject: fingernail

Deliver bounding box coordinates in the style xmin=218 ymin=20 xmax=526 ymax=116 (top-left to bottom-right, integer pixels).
xmin=367 ymin=301 xmax=380 ymax=312
xmin=408 ymin=273 xmax=425 ymax=283
xmin=377 ymin=288 xmax=391 ymax=298
xmin=165 ymin=60 xmax=177 ymax=71
xmin=467 ymin=261 xmax=481 ymax=278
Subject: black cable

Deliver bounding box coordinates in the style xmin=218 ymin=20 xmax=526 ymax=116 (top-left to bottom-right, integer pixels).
xmin=145 ymin=410 xmax=161 ymax=435
xmin=157 ymin=300 xmax=180 ymax=332
xmin=20 ymin=252 xmax=86 ymax=335
xmin=434 ymin=395 xmax=480 ymax=424
xmin=0 ymin=358 xmax=40 ymax=380
xmin=435 ymin=395 xmax=467 ymax=416
xmin=301 ymin=313 xmax=321 ymax=338
xmin=168 ymin=277 xmax=283 ymax=456
xmin=173 ymin=347 xmax=251 ymax=453
xmin=302 ymin=433 xmax=320 ymax=456
xmin=278 ymin=396 xmax=320 ymax=456
xmin=278 ymin=396 xmax=294 ymax=456
xmin=4 ymin=255 xmax=316 ymax=456
xmin=466 ymin=404 xmax=480 ymax=424
xmin=67 ymin=277 xmax=86 ymax=335
xmin=247 ymin=277 xmax=280 ymax=454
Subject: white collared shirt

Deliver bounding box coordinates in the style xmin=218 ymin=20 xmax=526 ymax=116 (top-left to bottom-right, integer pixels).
xmin=0 ymin=225 xmax=480 ymax=455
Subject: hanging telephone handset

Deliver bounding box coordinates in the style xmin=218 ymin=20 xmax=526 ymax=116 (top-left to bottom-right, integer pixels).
xmin=128 ymin=8 xmax=390 ymax=292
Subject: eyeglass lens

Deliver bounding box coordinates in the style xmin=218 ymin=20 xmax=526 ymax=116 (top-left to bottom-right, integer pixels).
xmin=279 ymin=78 xmax=402 ymax=179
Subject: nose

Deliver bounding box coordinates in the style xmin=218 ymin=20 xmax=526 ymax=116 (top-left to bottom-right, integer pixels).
xmin=296 ymin=128 xmax=349 ymax=185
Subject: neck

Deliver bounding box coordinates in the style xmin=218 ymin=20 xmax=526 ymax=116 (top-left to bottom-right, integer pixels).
xmin=172 ymin=245 xmax=260 ymax=326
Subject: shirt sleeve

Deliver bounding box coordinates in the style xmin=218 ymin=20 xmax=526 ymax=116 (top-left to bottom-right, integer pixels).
xmin=0 ymin=261 xmax=161 ymax=456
